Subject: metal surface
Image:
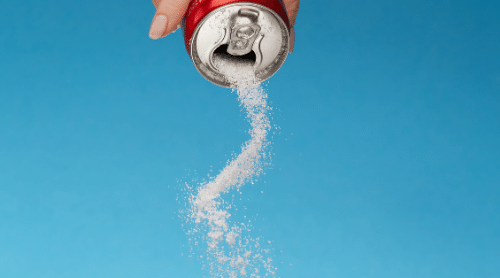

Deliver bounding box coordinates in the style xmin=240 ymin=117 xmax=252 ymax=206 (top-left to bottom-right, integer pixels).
xmin=186 ymin=2 xmax=290 ymax=87
xmin=182 ymin=0 xmax=290 ymax=54
xmin=226 ymin=8 xmax=261 ymax=56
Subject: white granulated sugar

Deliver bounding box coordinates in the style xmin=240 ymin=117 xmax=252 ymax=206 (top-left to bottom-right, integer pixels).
xmin=181 ymin=54 xmax=277 ymax=277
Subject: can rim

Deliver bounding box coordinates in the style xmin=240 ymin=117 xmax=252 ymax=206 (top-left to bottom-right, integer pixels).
xmin=190 ymin=2 xmax=290 ymax=88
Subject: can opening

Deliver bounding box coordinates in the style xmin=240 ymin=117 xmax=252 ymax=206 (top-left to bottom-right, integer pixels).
xmin=213 ymin=44 xmax=256 ymax=69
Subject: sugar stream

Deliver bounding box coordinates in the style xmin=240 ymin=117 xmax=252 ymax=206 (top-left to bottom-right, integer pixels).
xmin=181 ymin=55 xmax=276 ymax=277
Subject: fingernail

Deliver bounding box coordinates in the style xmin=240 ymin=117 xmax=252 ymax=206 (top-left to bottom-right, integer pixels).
xmin=149 ymin=14 xmax=168 ymax=40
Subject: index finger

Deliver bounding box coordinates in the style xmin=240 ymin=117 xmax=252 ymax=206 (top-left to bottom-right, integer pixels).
xmin=150 ymin=0 xmax=191 ymax=38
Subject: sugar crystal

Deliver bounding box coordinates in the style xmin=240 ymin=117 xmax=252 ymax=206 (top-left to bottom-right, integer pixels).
xmin=182 ymin=54 xmax=277 ymax=277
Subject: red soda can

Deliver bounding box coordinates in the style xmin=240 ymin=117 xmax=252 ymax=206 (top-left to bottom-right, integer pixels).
xmin=182 ymin=0 xmax=291 ymax=87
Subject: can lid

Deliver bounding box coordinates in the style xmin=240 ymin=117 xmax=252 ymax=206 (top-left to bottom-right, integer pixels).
xmin=190 ymin=2 xmax=290 ymax=87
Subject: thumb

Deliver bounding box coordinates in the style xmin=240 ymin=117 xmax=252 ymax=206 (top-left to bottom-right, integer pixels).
xmin=149 ymin=0 xmax=191 ymax=40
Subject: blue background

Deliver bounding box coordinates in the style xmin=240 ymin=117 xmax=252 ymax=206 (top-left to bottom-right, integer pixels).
xmin=1 ymin=0 xmax=499 ymax=277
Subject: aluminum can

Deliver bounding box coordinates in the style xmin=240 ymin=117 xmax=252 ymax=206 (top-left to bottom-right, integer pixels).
xmin=182 ymin=0 xmax=291 ymax=87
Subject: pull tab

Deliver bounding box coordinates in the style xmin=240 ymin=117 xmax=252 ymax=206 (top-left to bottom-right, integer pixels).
xmin=227 ymin=8 xmax=261 ymax=56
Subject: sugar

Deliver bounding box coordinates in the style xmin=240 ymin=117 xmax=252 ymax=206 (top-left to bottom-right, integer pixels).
xmin=183 ymin=54 xmax=277 ymax=277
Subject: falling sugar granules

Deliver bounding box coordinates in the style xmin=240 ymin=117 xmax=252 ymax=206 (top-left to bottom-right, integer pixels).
xmin=180 ymin=55 xmax=277 ymax=277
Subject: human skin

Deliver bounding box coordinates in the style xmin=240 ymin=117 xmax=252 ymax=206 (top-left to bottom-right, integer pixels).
xmin=149 ymin=0 xmax=300 ymax=52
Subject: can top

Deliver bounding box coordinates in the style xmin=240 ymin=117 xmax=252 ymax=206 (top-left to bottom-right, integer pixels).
xmin=188 ymin=2 xmax=290 ymax=87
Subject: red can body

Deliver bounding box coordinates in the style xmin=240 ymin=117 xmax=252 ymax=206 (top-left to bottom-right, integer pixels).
xmin=182 ymin=0 xmax=290 ymax=54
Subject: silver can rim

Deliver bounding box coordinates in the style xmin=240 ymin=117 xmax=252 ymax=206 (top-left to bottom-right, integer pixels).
xmin=190 ymin=2 xmax=290 ymax=88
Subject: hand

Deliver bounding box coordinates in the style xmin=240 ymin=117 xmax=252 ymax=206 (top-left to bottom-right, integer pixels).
xmin=149 ymin=0 xmax=300 ymax=52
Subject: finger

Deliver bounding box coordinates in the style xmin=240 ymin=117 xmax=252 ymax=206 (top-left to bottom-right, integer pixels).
xmin=283 ymin=0 xmax=300 ymax=27
xmin=283 ymin=0 xmax=299 ymax=53
xmin=289 ymin=27 xmax=295 ymax=53
xmin=152 ymin=0 xmax=160 ymax=9
xmin=149 ymin=0 xmax=190 ymax=40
